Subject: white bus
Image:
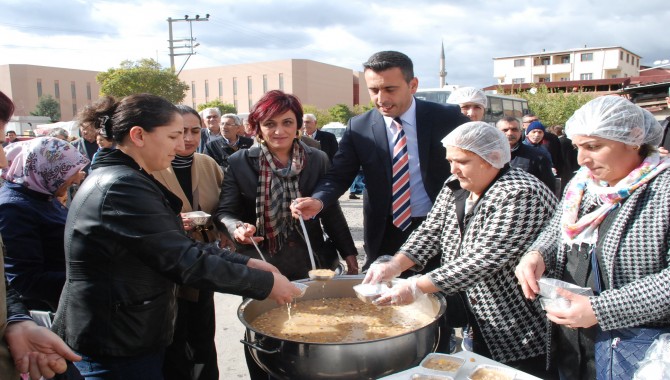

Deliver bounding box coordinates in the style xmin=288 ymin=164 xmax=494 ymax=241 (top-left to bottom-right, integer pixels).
xmin=415 ymin=88 xmax=530 ymax=124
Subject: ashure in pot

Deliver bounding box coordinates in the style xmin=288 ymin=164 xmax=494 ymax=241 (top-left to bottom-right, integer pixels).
xmin=238 ymin=275 xmax=447 ymax=380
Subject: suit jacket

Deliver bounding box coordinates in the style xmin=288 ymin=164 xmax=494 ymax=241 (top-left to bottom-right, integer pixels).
xmin=204 ymin=136 xmax=254 ymax=169
xmin=312 ymin=129 xmax=339 ymax=161
xmin=311 ymin=98 xmax=469 ymax=260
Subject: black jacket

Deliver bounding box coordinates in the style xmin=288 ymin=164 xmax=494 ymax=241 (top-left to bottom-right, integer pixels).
xmin=312 ymin=129 xmax=339 ymax=161
xmin=53 ymin=149 xmax=273 ymax=357
xmin=204 ymin=136 xmax=254 ymax=169
xmin=215 ymin=142 xmax=357 ymax=280
xmin=509 ymin=143 xmax=556 ymax=192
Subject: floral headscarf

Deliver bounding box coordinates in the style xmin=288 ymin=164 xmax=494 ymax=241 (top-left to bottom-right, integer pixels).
xmin=2 ymin=137 xmax=89 ymax=195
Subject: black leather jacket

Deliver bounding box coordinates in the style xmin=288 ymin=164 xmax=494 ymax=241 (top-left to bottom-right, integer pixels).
xmin=215 ymin=142 xmax=357 ymax=279
xmin=52 ymin=150 xmax=274 ymax=357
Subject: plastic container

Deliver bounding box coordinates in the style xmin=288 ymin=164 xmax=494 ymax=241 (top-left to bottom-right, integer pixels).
xmin=411 ymin=373 xmax=454 ymax=380
xmin=467 ymin=364 xmax=516 ymax=380
xmin=537 ymin=278 xmax=593 ymax=299
xmin=419 ymin=353 xmax=465 ymax=377
xmin=182 ymin=211 xmax=211 ymax=226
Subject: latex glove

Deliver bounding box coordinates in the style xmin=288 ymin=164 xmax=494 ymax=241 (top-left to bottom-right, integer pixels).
xmin=545 ymin=288 xmax=598 ymax=329
xmin=373 ymin=277 xmax=424 ymax=306
xmin=363 ymin=255 xmax=403 ymax=284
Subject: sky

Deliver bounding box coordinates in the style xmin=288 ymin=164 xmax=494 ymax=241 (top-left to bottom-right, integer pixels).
xmin=1 ymin=0 xmax=668 ymax=91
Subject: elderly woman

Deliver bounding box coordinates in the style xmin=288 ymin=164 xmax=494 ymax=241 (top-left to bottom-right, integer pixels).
xmin=216 ymin=90 xmax=359 ymax=280
xmin=365 ymin=121 xmax=557 ymax=378
xmin=516 ymin=96 xmax=670 ymax=379
xmin=0 ymin=137 xmax=88 ymax=312
xmin=152 ymin=105 xmax=225 ymax=380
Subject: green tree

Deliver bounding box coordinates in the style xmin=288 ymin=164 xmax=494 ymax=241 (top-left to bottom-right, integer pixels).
xmin=197 ymin=99 xmax=237 ymax=115
xmin=302 ymin=105 xmax=333 ymax=127
xmin=30 ymin=95 xmax=61 ymax=122
xmin=97 ymin=58 xmax=189 ymax=103
xmin=517 ymin=85 xmax=594 ymax=127
xmin=328 ymin=104 xmax=355 ymax=124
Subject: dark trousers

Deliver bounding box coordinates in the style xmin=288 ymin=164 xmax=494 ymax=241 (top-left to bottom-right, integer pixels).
xmin=73 ymin=349 xmax=165 ymax=380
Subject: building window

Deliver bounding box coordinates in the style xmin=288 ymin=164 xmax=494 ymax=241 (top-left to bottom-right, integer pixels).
xmin=191 ymin=82 xmax=196 ymax=98
xmin=541 ymin=57 xmax=550 ymax=66
xmin=233 ymin=77 xmax=238 ymax=96
xmin=611 ymin=74 xmax=618 ymax=79
xmin=538 ymin=77 xmax=549 ymax=83
xmin=626 ymin=53 xmax=629 ymax=63
xmin=204 ymin=80 xmax=209 ymax=98
xmin=512 ymin=78 xmax=525 ymax=84
xmin=620 ymin=51 xmax=624 ymax=60
xmin=559 ymin=77 xmax=569 ymax=81
xmin=278 ymin=73 xmax=284 ymax=91
xmin=233 ymin=99 xmax=238 ymax=110
xmin=72 ymin=104 xmax=77 ymax=116
xmin=247 ymin=76 xmax=252 ymax=95
xmin=86 ymin=83 xmax=92 ymax=100
xmin=249 ymin=98 xmax=253 ymax=111
xmin=263 ymin=74 xmax=268 ymax=93
xmin=513 ymin=59 xmax=525 ymax=67
xmin=560 ymin=55 xmax=570 ymax=64
xmin=580 ymin=73 xmax=593 ymax=80
xmin=37 ymin=79 xmax=42 ymax=98
xmin=580 ymin=53 xmax=593 ymax=62
xmin=71 ymin=81 xmax=76 ymax=100
xmin=54 ymin=80 xmax=60 ymax=99
xmin=218 ymin=79 xmax=223 ymax=97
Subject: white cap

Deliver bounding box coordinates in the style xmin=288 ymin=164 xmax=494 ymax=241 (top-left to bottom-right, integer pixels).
xmin=446 ymin=87 xmax=488 ymax=108
xmin=565 ymin=95 xmax=662 ymax=146
xmin=441 ymin=121 xmax=510 ymax=168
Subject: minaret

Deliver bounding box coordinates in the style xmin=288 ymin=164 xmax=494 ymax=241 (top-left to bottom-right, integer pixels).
xmin=439 ymin=41 xmax=447 ymax=87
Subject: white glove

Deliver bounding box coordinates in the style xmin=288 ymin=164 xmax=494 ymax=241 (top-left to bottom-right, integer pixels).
xmin=373 ymin=277 xmax=424 ymax=306
xmin=363 ymin=255 xmax=403 ymax=284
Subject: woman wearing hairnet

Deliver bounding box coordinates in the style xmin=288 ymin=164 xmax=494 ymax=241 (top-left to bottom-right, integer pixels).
xmin=446 ymin=87 xmax=488 ymax=122
xmin=365 ymin=122 xmax=558 ymax=378
xmin=515 ymin=96 xmax=670 ymax=379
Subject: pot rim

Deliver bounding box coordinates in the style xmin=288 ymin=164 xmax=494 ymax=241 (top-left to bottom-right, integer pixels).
xmin=237 ymin=275 xmax=447 ymax=345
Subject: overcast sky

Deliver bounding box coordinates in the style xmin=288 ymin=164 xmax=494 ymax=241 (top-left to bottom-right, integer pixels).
xmin=1 ymin=0 xmax=668 ymax=91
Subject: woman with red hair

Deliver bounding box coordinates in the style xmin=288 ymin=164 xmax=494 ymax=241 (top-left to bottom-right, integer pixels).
xmin=215 ymin=90 xmax=359 ymax=378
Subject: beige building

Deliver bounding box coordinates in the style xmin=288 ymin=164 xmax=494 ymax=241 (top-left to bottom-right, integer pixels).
xmin=0 ymin=64 xmax=100 ymax=121
xmin=178 ymin=59 xmax=368 ymax=113
xmin=493 ymin=46 xmax=641 ymax=85
xmin=0 ymin=59 xmax=368 ymax=122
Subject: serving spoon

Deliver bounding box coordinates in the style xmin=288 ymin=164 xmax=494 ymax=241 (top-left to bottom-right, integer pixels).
xmin=294 ymin=208 xmax=335 ymax=282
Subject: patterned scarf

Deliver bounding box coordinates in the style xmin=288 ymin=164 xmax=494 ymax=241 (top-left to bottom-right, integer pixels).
xmin=562 ymin=152 xmax=670 ymax=244
xmin=256 ymin=140 xmax=305 ymax=254
xmin=2 ymin=137 xmax=89 ymax=195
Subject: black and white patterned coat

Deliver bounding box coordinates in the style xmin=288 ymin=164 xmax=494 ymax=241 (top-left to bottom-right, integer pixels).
xmin=530 ymin=169 xmax=670 ymax=333
xmin=400 ymin=168 xmax=557 ymax=363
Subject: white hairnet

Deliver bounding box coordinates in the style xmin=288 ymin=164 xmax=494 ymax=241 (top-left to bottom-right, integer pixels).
xmin=441 ymin=121 xmax=511 ymax=168
xmin=446 ymin=87 xmax=488 ymax=108
xmin=565 ymin=95 xmax=663 ymax=146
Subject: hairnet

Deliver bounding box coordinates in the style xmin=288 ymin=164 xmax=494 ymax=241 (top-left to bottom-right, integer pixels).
xmin=446 ymin=87 xmax=488 ymax=108
xmin=565 ymin=95 xmax=662 ymax=146
xmin=441 ymin=121 xmax=511 ymax=168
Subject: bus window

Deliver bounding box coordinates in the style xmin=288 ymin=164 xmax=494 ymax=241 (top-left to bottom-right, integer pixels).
xmin=489 ymin=97 xmax=503 ymax=120
xmin=502 ymin=99 xmax=515 ymax=117
xmin=513 ymin=100 xmax=524 ymax=118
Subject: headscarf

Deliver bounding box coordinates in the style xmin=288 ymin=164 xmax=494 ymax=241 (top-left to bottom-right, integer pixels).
xmin=2 ymin=137 xmax=89 ymax=195
xmin=561 ymin=96 xmax=669 ymax=244
xmin=255 ymin=139 xmax=305 ymax=254
xmin=441 ymin=121 xmax=511 ymax=168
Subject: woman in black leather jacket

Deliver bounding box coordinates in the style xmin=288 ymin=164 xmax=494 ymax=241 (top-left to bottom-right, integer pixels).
xmin=51 ymin=94 xmax=300 ymax=380
xmin=216 ymin=90 xmax=359 ymax=280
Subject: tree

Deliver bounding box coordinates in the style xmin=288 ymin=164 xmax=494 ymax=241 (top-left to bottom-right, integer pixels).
xmin=328 ymin=104 xmax=355 ymax=124
xmin=302 ymin=105 xmax=333 ymax=127
xmin=517 ymin=85 xmax=594 ymax=127
xmin=30 ymin=95 xmax=61 ymax=122
xmin=197 ymin=99 xmax=236 ymax=115
xmin=97 ymin=59 xmax=189 ymax=103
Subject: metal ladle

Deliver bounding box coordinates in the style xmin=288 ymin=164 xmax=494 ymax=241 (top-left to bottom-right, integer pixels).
xmin=296 ymin=213 xmax=335 ymax=282
xmin=236 ymin=221 xmax=267 ymax=262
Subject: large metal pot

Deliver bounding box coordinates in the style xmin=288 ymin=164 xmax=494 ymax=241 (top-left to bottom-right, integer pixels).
xmin=238 ymin=275 xmax=446 ymax=380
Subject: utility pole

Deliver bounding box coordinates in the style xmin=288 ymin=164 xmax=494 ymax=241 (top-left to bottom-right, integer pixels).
xmin=167 ymin=14 xmax=210 ymax=74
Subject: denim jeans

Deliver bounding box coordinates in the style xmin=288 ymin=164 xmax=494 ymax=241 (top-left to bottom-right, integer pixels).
xmin=73 ymin=349 xmax=165 ymax=380
xmin=348 ymin=170 xmax=365 ymax=194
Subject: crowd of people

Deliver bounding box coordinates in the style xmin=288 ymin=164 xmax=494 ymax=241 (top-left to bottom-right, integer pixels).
xmin=0 ymin=49 xmax=668 ymax=380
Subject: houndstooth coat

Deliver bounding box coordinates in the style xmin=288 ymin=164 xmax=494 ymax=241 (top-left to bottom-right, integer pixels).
xmin=529 ymin=168 xmax=670 ymax=340
xmin=400 ymin=167 xmax=558 ymax=363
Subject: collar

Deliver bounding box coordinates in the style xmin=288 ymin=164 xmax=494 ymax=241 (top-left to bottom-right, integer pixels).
xmin=382 ymin=96 xmax=416 ymax=130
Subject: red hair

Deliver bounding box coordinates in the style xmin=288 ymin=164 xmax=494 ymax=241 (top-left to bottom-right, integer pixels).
xmin=248 ymin=90 xmax=303 ymax=135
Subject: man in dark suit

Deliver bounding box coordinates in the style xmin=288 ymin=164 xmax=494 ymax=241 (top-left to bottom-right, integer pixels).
xmin=303 ymin=113 xmax=338 ymax=161
xmin=204 ymin=114 xmax=254 ymax=169
xmin=292 ymin=51 xmax=469 ymax=270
